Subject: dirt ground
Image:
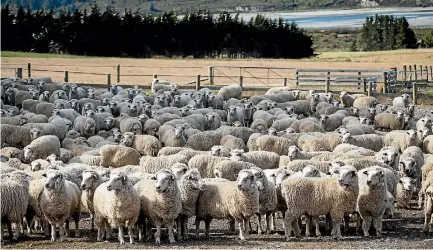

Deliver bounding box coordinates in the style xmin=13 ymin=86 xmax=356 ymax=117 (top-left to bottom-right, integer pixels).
xmin=2 ymin=49 xmax=432 ymax=88
xmin=3 ymin=199 xmax=433 ymax=249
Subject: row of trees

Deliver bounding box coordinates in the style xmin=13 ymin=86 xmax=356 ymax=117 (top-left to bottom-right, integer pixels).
xmin=356 ymin=14 xmax=417 ymax=51
xmin=1 ymin=4 xmax=314 ymax=58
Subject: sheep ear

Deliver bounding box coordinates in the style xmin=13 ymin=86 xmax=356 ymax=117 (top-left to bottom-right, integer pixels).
xmin=326 ymin=172 xmax=331 ymax=176
xmin=234 ymin=174 xmax=238 ymax=179
xmin=398 ymin=179 xmax=402 ymax=184
xmin=150 ymin=176 xmax=157 ymax=180
xmin=362 ymin=170 xmax=368 ymax=175
xmin=351 ymin=171 xmax=356 ymax=177
xmin=42 ymin=173 xmax=47 ymax=178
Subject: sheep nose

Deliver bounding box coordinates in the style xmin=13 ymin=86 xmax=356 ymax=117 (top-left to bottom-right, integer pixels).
xmin=80 ymin=184 xmax=86 ymax=190
xmin=237 ymin=184 xmax=242 ymax=189
xmin=45 ymin=183 xmax=50 ymax=188
xmin=367 ymin=180 xmax=371 ymax=185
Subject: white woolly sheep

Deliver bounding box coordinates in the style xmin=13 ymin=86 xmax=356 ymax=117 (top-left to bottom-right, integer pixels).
xmin=140 ymin=154 xmax=188 ymax=174
xmin=195 ymin=169 xmax=259 ymax=241
xmin=374 ymin=110 xmax=405 ymax=131
xmin=230 ymin=149 xmax=280 ymax=169
xmin=384 ymin=129 xmax=420 ymax=153
xmin=80 ymin=169 xmax=105 ymax=230
xmin=23 ymin=135 xmax=60 ymax=163
xmin=213 ymin=160 xmax=257 ymax=180
xmin=341 ymin=132 xmax=383 ymax=152
xmin=94 ymin=172 xmax=140 ymax=244
xmin=187 ymin=131 xmax=222 ymax=151
xmin=134 ymin=169 xmax=181 ymax=244
xmin=217 ymin=85 xmax=242 ymax=101
xmin=353 ymin=96 xmax=377 ymax=108
xmin=121 ymin=132 xmax=161 ymax=156
xmin=40 ymin=170 xmax=81 ymax=242
xmin=424 ymin=135 xmax=433 ymax=154
xmin=100 ymin=145 xmax=141 ymax=168
xmin=396 ymin=176 xmax=416 ymax=209
xmin=220 ymin=135 xmax=246 ymax=152
xmin=393 ymin=93 xmax=411 ymax=108
xmin=254 ymin=135 xmax=295 ymax=155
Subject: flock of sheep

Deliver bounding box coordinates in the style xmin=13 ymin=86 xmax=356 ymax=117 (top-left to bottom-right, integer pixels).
xmin=1 ymin=75 xmax=433 ymax=245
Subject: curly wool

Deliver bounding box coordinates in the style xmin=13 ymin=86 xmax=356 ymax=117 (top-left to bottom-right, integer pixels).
xmin=100 ymin=145 xmax=141 ymax=168
xmin=140 ymin=154 xmax=188 ymax=174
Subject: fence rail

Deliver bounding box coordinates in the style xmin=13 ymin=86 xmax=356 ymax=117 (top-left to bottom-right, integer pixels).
xmin=2 ymin=63 xmax=432 ymax=102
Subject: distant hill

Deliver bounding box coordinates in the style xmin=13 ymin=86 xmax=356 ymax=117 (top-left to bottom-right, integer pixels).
xmin=2 ymin=0 xmax=433 ymax=12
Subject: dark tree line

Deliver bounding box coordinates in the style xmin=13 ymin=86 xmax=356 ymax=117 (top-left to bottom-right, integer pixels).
xmin=1 ymin=4 xmax=314 ymax=58
xmin=357 ymin=14 xmax=417 ymax=51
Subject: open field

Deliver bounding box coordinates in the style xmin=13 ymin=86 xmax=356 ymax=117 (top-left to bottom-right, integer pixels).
xmin=2 ymin=50 xmax=433 ymax=88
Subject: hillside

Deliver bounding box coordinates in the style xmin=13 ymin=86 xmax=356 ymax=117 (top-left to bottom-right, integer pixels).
xmin=3 ymin=0 xmax=433 ymax=12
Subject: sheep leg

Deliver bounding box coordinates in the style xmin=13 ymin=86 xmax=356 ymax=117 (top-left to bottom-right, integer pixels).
xmin=204 ymin=218 xmax=211 ymax=238
xmin=182 ymin=217 xmax=189 ymax=240
xmin=91 ymin=214 xmax=95 ymax=231
xmin=59 ymin=223 xmax=65 ymax=242
xmin=362 ymin=215 xmax=372 ymax=237
xmin=176 ymin=218 xmax=182 ymax=240
xmin=305 ymin=215 xmax=312 ymax=237
xmin=6 ymin=221 xmax=12 ymax=240
xmin=270 ymin=212 xmax=276 ymax=232
xmin=228 ymin=219 xmax=236 ymax=234
xmin=282 ymin=215 xmax=292 ymax=241
xmin=195 ymin=219 xmax=201 ymax=238
xmin=168 ymin=222 xmax=176 ymax=243
xmin=419 ymin=191 xmax=424 ymax=209
xmin=236 ymin=219 xmax=245 ymax=241
xmin=424 ymin=195 xmax=433 ymax=234
xmin=14 ymin=221 xmax=23 ymax=240
xmin=315 ymin=218 xmax=321 ymax=236
xmin=96 ymin=226 xmax=103 ymax=241
xmin=0 ymin=222 xmax=4 ymax=244
xmin=265 ymin=212 xmax=271 ymax=234
xmin=128 ymin=224 xmax=134 ymax=244
xmin=372 ymin=216 xmax=382 ymax=237
xmin=50 ymin=223 xmax=56 ymax=242
xmin=256 ymin=214 xmax=263 ymax=235
xmin=104 ymin=222 xmax=111 ymax=240
xmin=331 ymin=221 xmax=342 ymax=240
xmin=73 ymin=212 xmax=80 ymax=238
xmin=138 ymin=224 xmax=143 ymax=242
xmin=154 ymin=221 xmax=162 ymax=245
xmin=65 ymin=220 xmax=70 ymax=237
xmin=243 ymin=218 xmax=250 ymax=238
xmin=118 ymin=226 xmax=125 ymax=244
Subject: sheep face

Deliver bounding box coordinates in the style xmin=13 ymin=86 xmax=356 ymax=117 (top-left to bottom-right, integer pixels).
xmin=55 ymin=102 xmax=65 ymax=109
xmin=419 ymin=128 xmax=432 ymax=141
xmin=210 ymin=146 xmax=224 ymax=157
xmin=232 ymin=121 xmax=242 ymax=127
xmin=362 ymin=168 xmax=385 ymax=187
xmin=378 ymin=104 xmax=388 ymax=112
xmin=406 ymin=129 xmax=418 ymax=142
xmin=138 ymin=114 xmax=148 ymax=124
xmin=31 ymin=161 xmax=42 ymax=172
xmin=96 ymin=106 xmax=106 ymax=113
xmin=43 ymin=171 xmax=65 ymax=190
xmin=230 ymin=149 xmax=244 ymax=161
xmin=112 ymin=131 xmax=122 ymax=143
xmin=205 ymin=113 xmax=215 ymax=123
xmin=154 ymin=170 xmax=175 ymax=193
xmin=236 ymin=170 xmax=256 ymax=191
xmin=286 ymin=106 xmax=295 ymax=115
xmin=319 ymin=114 xmax=329 ymax=125
xmin=267 ymin=128 xmax=277 ymax=136
xmin=41 ymin=91 xmax=50 ymax=101
xmin=173 ymin=128 xmax=185 ymax=139
xmin=104 ymin=117 xmax=114 ymax=129
xmin=252 ymin=124 xmax=266 ymax=134
xmin=291 ymin=90 xmax=300 ymax=99
xmin=249 ymin=167 xmax=266 ymax=191
xmin=70 ymin=100 xmax=78 ymax=110
xmin=359 ymin=116 xmax=373 ymax=125
xmin=7 ymin=108 xmax=17 ymax=116
xmin=0 ymin=110 xmax=7 ymax=117
xmin=287 ymin=146 xmax=300 ymax=160
xmin=106 ymin=173 xmax=127 ymax=191
xmin=351 ymin=107 xmax=360 ymax=116
xmin=376 ymin=148 xmax=398 ymax=166
xmin=399 ymin=176 xmax=416 ymax=192
xmin=128 ymin=104 xmax=138 ymax=114
xmin=328 ymin=161 xmax=345 ymax=177
xmin=179 ymin=108 xmax=189 ymax=117
xmin=86 ymin=90 xmax=95 ymax=99
xmin=341 ymin=132 xmax=351 ymax=143
xmin=31 ymin=91 xmax=39 ymax=99
xmin=183 ymin=169 xmax=204 ymax=191
xmin=83 ymin=103 xmax=94 ymax=113
xmin=286 ymin=128 xmax=295 ymax=134
xmin=122 ymin=132 xmax=135 ymax=147
xmin=173 ymin=95 xmax=181 ymax=104
xmin=46 ymin=154 xmax=58 ymax=163
xmin=81 ymin=170 xmax=99 ymax=190
xmin=302 ymin=165 xmax=321 ymax=177
xmin=326 ymin=92 xmax=334 ymax=103
xmin=369 ymin=108 xmax=377 ymax=117
xmin=84 ymin=119 xmax=96 ymax=134
xmin=58 ymin=90 xmax=68 ymax=100
xmin=85 ymin=110 xmax=95 ymax=118
xmin=171 ymin=163 xmax=188 ymax=181
xmin=337 ymin=165 xmax=357 ymax=189
xmin=399 ymin=157 xmax=417 ymax=177
xmin=30 ymin=128 xmax=41 ymax=141
xmin=275 ymin=169 xmax=292 ymax=187
xmin=420 ymin=117 xmax=432 ymax=128
xmin=308 ymin=90 xmax=316 ymax=96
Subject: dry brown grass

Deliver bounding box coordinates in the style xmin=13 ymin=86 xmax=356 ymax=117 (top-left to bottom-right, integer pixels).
xmin=1 ymin=49 xmax=432 ymax=88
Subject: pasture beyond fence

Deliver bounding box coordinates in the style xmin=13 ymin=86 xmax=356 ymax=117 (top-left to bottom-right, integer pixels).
xmin=2 ymin=63 xmax=432 ymax=103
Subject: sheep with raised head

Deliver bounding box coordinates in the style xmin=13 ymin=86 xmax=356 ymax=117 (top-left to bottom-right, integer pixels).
xmin=396 ymin=176 xmax=416 ymax=209
xmin=195 ymin=169 xmax=259 ymax=241
xmin=393 ymin=93 xmax=411 ymax=108
xmin=93 ymin=172 xmax=140 ymax=244
xmin=374 ymin=110 xmax=405 ymax=131
xmin=40 ymin=170 xmax=81 ymax=242
xmin=134 ymin=169 xmax=181 ymax=244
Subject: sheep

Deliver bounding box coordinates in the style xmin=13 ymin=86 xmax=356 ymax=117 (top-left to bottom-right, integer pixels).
xmin=80 ymin=169 xmax=105 ymax=230
xmin=213 ymin=160 xmax=257 ymax=180
xmin=374 ymin=110 xmax=405 ymax=131
xmin=1 ymin=124 xmax=33 ymax=148
xmin=74 ymin=116 xmax=97 ymax=138
xmin=217 ymin=84 xmax=242 ymax=101
xmin=423 ymin=176 xmax=433 ymax=235
xmin=195 ymin=169 xmax=259 ymax=241
xmin=99 ymin=145 xmax=141 ymax=168
xmin=230 ymin=149 xmax=280 ymax=169
xmin=285 ymin=159 xmax=337 ymax=173
xmin=254 ymin=135 xmax=295 ymax=155
xmin=140 ymin=154 xmax=188 ymax=174
xmin=143 ymin=119 xmax=161 ymax=136
xmin=396 ymin=176 xmax=416 ymax=209
xmin=22 ymin=99 xmax=41 ymax=113
xmin=357 ymin=167 xmax=388 ymax=237
xmin=384 ymin=129 xmax=420 ymax=153
xmin=0 ymin=147 xmax=23 ymax=161
xmin=93 ymin=172 xmax=140 ymax=244
xmin=35 ymin=102 xmax=56 ymax=118
xmin=187 ymin=131 xmax=222 ymax=151
xmin=287 ymin=145 xmax=327 ymax=161
xmin=69 ymin=155 xmax=101 ymax=166
xmin=40 ymin=170 xmax=81 ymax=242
xmin=120 ymin=117 xmax=142 ymax=135
xmin=297 ymin=134 xmax=328 ymax=152
xmin=253 ymin=110 xmax=277 ymax=128
xmin=157 ymin=147 xmax=187 ymax=156
xmin=220 ymin=134 xmax=246 ymax=152
xmin=319 ymin=113 xmax=344 ymax=132
xmin=341 ymin=132 xmax=383 ymax=152
xmin=249 ymin=166 xmax=277 ymax=235
xmin=86 ymin=135 xmax=106 ymax=148
xmin=0 ymin=170 xmax=30 ymax=241
xmin=217 ymin=126 xmax=255 ymax=143
xmin=210 ymin=145 xmax=230 ymax=157
xmin=424 ymin=135 xmax=433 ymax=154
xmin=159 ymin=125 xmax=187 ymax=147
xmin=121 ymin=132 xmax=161 ymax=156
xmin=399 ymin=146 xmax=424 ymax=189
xmin=340 ymin=91 xmax=365 ymax=108
xmin=23 ymin=135 xmax=61 ymax=163
xmin=353 ymin=96 xmax=377 ymax=108
xmin=281 ymin=165 xmax=359 ymax=240
xmin=204 ymin=112 xmax=221 ymax=131
xmin=188 ymin=155 xmax=228 ymax=178
xmin=134 ymin=169 xmax=181 ymax=244
xmin=393 ymin=93 xmax=411 ymax=108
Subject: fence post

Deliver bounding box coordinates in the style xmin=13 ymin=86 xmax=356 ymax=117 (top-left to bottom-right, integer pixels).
xmin=413 ymin=82 xmax=417 ymax=105
xmin=196 ymin=75 xmax=201 ymax=91
xmin=357 ymin=71 xmax=362 ymax=89
xmin=430 ymin=66 xmax=433 ymax=83
xmin=117 ymin=65 xmax=120 ymax=83
xmin=425 ymin=66 xmax=429 ymax=82
xmin=64 ymin=71 xmax=69 ymax=82
xmin=409 ymin=65 xmax=412 ymax=81
xmin=153 ymin=74 xmax=158 ymax=79
xmin=414 ymin=65 xmax=417 ymax=81
xmin=403 ymin=65 xmax=407 ymax=81
xmin=363 ymin=79 xmax=367 ymax=93
xmin=295 ymin=69 xmax=299 ymax=86
xmin=420 ymin=65 xmax=423 ymax=80
xmin=325 ymin=79 xmax=330 ymax=93
xmin=382 ymin=71 xmax=387 ymax=94
xmin=208 ymin=66 xmax=214 ymax=85
xmin=16 ymin=68 xmax=23 ymax=79
xmin=27 ymin=63 xmax=31 ymax=77
xmin=283 ymin=78 xmax=287 ymax=87
xmin=107 ymin=74 xmax=111 ymax=88
xmin=368 ymin=81 xmax=372 ymax=97
xmin=239 ymin=76 xmax=243 ymax=88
